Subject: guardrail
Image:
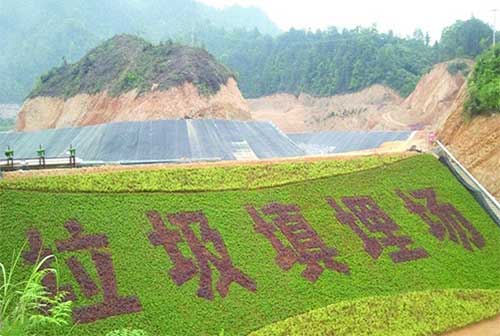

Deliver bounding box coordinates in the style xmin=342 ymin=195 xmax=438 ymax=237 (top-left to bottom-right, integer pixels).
xmin=0 ymin=156 xmax=225 ymax=173
xmin=435 ymin=140 xmax=500 ymax=225
xmin=0 ymin=156 xmax=80 ymax=171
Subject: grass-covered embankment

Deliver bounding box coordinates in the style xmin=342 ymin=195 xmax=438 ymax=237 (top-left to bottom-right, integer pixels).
xmin=0 ymin=154 xmax=499 ymax=335
xmin=0 ymin=153 xmax=406 ymax=193
xmin=251 ymin=289 xmax=500 ymax=336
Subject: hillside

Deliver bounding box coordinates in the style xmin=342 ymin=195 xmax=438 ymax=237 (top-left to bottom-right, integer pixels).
xmin=0 ymin=154 xmax=499 ymax=335
xmin=16 ymin=35 xmax=251 ymax=131
xmin=439 ymin=86 xmax=500 ymax=200
xmin=250 ymin=85 xmax=403 ymax=132
xmin=0 ymin=0 xmax=279 ymax=103
xmin=439 ymin=47 xmax=500 ymax=200
xmin=197 ymin=19 xmax=494 ymax=100
xmin=251 ymin=61 xmax=471 ymax=132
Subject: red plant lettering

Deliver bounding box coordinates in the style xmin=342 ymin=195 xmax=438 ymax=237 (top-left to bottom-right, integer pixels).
xmin=396 ymin=188 xmax=485 ymax=251
xmin=246 ymin=203 xmax=349 ymax=282
xmin=24 ymin=220 xmax=142 ymax=324
xmin=55 ymin=220 xmax=142 ymax=323
xmin=23 ymin=229 xmax=76 ymax=304
xmin=147 ymin=210 xmax=256 ymax=300
xmin=327 ymin=196 xmax=429 ymax=263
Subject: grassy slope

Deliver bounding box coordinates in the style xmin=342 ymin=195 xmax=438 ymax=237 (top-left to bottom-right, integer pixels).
xmin=0 ymin=154 xmax=406 ymax=193
xmin=0 ymin=154 xmax=499 ymax=335
xmin=251 ymin=289 xmax=500 ymax=336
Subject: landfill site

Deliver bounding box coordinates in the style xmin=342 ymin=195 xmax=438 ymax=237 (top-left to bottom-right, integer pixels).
xmin=0 ymin=119 xmax=419 ymax=170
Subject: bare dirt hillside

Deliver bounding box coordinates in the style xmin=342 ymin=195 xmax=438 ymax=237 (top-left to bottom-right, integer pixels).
xmin=250 ymin=61 xmax=471 ymax=133
xmin=17 ymin=78 xmax=250 ymax=131
xmin=17 ymin=35 xmax=251 ymax=131
xmin=443 ymin=314 xmax=500 ymax=336
xmin=250 ymin=85 xmax=403 ymax=132
xmin=439 ymin=85 xmax=500 ymax=199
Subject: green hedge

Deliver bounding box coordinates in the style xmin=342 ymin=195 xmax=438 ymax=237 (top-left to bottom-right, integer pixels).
xmin=0 ymin=155 xmax=499 ymax=335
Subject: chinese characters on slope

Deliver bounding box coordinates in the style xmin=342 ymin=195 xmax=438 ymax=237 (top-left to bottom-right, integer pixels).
xmin=23 ymin=188 xmax=485 ymax=325
xmin=23 ymin=221 xmax=142 ymax=324
xmin=147 ymin=210 xmax=256 ymax=300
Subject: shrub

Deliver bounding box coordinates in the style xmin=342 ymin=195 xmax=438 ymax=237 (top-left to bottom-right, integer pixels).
xmin=465 ymin=45 xmax=500 ymax=116
xmin=446 ymin=61 xmax=470 ymax=76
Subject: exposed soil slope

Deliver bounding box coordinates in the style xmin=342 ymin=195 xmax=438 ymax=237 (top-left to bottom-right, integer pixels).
xmin=17 ymin=78 xmax=249 ymax=131
xmin=443 ymin=314 xmax=500 ymax=336
xmin=250 ymin=61 xmax=471 ymax=133
xmin=250 ymin=85 xmax=403 ymax=133
xmin=17 ymin=35 xmax=250 ymax=131
xmin=439 ymin=84 xmax=500 ymax=199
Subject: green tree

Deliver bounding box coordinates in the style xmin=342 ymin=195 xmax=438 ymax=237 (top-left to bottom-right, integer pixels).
xmin=466 ymin=45 xmax=500 ymax=116
xmin=440 ymin=17 xmax=493 ymax=60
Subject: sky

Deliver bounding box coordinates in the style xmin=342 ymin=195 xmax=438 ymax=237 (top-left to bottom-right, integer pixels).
xmin=199 ymin=0 xmax=499 ymax=41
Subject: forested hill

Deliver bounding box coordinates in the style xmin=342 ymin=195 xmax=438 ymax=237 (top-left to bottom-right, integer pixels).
xmin=190 ymin=18 xmax=495 ymax=98
xmin=1 ymin=4 xmax=496 ymax=104
xmin=0 ymin=0 xmax=279 ymax=103
xmin=28 ymin=35 xmax=234 ymax=99
xmin=197 ymin=26 xmax=435 ymax=97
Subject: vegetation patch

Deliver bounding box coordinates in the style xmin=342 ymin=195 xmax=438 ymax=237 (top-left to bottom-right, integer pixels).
xmin=250 ymin=289 xmax=500 ymax=336
xmin=0 ymin=153 xmax=407 ymax=193
xmin=446 ymin=61 xmax=471 ymax=76
xmin=466 ymin=45 xmax=500 ymax=116
xmin=28 ymin=35 xmax=234 ymax=100
xmin=0 ymin=155 xmax=499 ymax=335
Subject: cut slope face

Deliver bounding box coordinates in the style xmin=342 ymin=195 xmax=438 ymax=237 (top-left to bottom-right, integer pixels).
xmin=16 ymin=35 xmax=251 ymax=131
xmin=0 ymin=155 xmax=498 ymax=335
xmin=251 ymin=61 xmax=471 ymax=133
xmin=439 ymin=84 xmax=500 ymax=200
xmin=249 ymin=84 xmax=403 ymax=132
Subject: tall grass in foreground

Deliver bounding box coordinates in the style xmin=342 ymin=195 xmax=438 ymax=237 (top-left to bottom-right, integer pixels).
xmin=0 ymin=247 xmax=72 ymax=336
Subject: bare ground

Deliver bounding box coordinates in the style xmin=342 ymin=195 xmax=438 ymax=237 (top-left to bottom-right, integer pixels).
xmin=250 ymin=61 xmax=470 ymax=133
xmin=16 ymin=78 xmax=250 ymax=131
xmin=442 ymin=314 xmax=500 ymax=336
xmin=439 ymin=84 xmax=500 ymax=200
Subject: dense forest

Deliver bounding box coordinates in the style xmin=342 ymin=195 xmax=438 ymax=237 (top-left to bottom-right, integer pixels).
xmin=187 ymin=18 xmax=495 ymax=98
xmin=0 ymin=0 xmax=279 ymax=103
xmin=192 ymin=26 xmax=436 ymax=97
xmin=0 ymin=0 xmax=497 ymax=104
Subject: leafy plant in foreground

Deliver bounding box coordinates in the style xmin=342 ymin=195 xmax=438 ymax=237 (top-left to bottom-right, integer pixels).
xmin=0 ymin=247 xmax=72 ymax=336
